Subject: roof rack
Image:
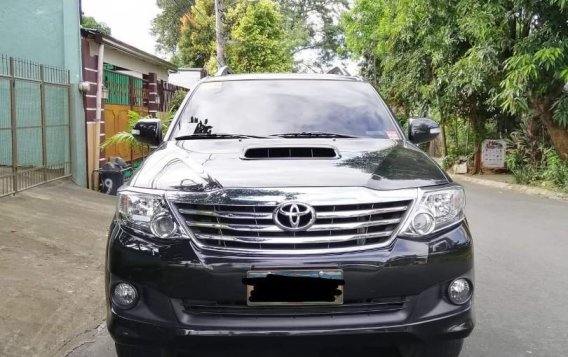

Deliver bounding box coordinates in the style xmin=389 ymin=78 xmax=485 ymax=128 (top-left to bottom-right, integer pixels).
xmin=326 ymin=66 xmax=351 ymax=76
xmin=216 ymin=66 xmax=235 ymax=76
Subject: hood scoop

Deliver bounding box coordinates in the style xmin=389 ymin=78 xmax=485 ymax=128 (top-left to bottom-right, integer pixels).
xmin=242 ymin=145 xmax=341 ymax=160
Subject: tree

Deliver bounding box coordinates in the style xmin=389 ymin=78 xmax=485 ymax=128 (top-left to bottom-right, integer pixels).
xmin=81 ymin=16 xmax=112 ymax=35
xmin=498 ymin=1 xmax=568 ymax=160
xmin=227 ymin=0 xmax=293 ymax=73
xmin=177 ymin=0 xmax=293 ymax=73
xmin=342 ymin=0 xmax=568 ymax=169
xmin=158 ymin=0 xmax=349 ymax=67
xmin=151 ymin=0 xmax=195 ymax=55
xmin=342 ymin=1 xmax=481 ymax=157
xmin=275 ymin=0 xmax=349 ymax=70
xmin=177 ymin=0 xmax=216 ymax=70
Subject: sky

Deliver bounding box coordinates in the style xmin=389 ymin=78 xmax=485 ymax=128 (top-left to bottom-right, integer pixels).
xmin=81 ymin=0 xmax=161 ymax=56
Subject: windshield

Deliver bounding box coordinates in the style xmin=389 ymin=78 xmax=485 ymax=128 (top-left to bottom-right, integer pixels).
xmin=170 ymin=79 xmax=401 ymax=139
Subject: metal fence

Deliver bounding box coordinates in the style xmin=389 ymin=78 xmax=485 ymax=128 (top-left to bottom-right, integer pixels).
xmin=158 ymin=80 xmax=183 ymax=112
xmin=0 ymin=55 xmax=71 ymax=197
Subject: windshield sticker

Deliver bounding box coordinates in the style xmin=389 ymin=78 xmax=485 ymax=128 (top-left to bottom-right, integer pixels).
xmin=386 ymin=131 xmax=400 ymax=140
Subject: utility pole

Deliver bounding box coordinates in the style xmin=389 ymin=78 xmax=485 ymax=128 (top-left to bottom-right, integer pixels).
xmin=214 ymin=0 xmax=226 ymax=69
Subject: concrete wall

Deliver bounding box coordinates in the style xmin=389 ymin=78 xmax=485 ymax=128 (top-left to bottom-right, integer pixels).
xmin=0 ymin=0 xmax=87 ymax=186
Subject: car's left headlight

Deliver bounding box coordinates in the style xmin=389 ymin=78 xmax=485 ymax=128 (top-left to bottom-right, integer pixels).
xmin=117 ymin=191 xmax=186 ymax=239
xmin=399 ymin=185 xmax=465 ymax=237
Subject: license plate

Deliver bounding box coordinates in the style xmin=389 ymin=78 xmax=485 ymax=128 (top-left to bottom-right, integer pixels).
xmin=244 ymin=269 xmax=344 ymax=306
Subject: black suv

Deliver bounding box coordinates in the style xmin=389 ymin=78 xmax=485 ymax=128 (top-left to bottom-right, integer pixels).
xmin=106 ymin=73 xmax=474 ymax=357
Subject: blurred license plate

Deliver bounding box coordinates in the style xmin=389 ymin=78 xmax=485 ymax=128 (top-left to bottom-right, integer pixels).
xmin=244 ymin=270 xmax=344 ymax=306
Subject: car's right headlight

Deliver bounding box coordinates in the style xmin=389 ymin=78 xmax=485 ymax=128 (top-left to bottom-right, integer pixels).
xmin=399 ymin=185 xmax=465 ymax=237
xmin=117 ymin=190 xmax=186 ymax=239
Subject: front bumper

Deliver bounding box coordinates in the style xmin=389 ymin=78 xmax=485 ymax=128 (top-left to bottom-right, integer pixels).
xmin=106 ymin=221 xmax=474 ymax=348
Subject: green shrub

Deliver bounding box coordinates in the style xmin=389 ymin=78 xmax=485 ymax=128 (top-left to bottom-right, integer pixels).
xmin=506 ymin=122 xmax=568 ymax=190
xmin=442 ymin=154 xmax=457 ymax=170
xmin=543 ymin=148 xmax=568 ymax=190
xmin=168 ymin=89 xmax=188 ymax=112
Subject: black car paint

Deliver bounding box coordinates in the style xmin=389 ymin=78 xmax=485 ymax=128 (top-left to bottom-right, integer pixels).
xmin=127 ymin=139 xmax=449 ymax=192
xmin=106 ymin=221 xmax=473 ymax=346
xmin=106 ymin=75 xmax=474 ymax=354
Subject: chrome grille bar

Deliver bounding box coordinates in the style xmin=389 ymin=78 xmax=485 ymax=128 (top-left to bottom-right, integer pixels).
xmin=193 ymin=231 xmax=393 ymax=244
xmin=317 ymin=206 xmax=408 ymax=219
xmin=178 ymin=208 xmax=273 ymax=220
xmin=186 ymin=218 xmax=402 ymax=232
xmin=178 ymin=205 xmax=408 ymax=220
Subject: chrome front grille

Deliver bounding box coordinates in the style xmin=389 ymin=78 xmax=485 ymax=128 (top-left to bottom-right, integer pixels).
xmin=173 ymin=200 xmax=412 ymax=251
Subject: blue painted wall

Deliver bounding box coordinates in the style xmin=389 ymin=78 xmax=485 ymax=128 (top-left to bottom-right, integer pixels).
xmin=0 ymin=0 xmax=87 ymax=186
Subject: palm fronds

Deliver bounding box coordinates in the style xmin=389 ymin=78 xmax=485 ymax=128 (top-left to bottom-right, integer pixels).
xmin=100 ymin=110 xmax=172 ymax=151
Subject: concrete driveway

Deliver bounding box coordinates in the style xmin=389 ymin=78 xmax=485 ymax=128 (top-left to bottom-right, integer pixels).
xmin=0 ymin=179 xmax=115 ymax=357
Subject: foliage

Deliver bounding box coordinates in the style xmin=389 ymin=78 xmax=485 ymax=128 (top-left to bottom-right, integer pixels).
xmin=342 ymin=0 xmax=568 ymax=169
xmin=275 ymin=0 xmax=349 ymax=70
xmin=505 ymin=121 xmax=568 ymax=190
xmin=151 ymin=0 xmax=195 ymax=55
xmin=101 ymin=111 xmax=145 ymax=152
xmin=227 ymin=0 xmax=293 ymax=73
xmin=168 ymin=89 xmax=189 ymax=112
xmin=442 ymin=154 xmax=458 ymax=171
xmin=101 ymin=111 xmax=175 ymax=152
xmin=552 ymin=94 xmax=568 ymax=128
xmin=175 ymin=0 xmax=346 ymax=71
xmin=177 ymin=0 xmax=216 ymax=70
xmin=81 ymin=16 xmax=112 ymax=35
xmin=177 ymin=0 xmax=293 ymax=73
xmin=542 ymin=148 xmax=568 ymax=189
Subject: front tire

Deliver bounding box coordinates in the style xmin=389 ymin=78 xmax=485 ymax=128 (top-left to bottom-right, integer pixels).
xmin=398 ymin=339 xmax=464 ymax=357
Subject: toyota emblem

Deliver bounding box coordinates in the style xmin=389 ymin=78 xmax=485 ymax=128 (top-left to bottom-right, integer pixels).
xmin=273 ymin=202 xmax=316 ymax=231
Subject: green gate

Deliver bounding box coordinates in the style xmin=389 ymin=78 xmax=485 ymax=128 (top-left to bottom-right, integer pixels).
xmin=0 ymin=55 xmax=71 ymax=197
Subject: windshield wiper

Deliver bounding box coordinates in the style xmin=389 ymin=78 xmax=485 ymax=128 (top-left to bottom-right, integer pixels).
xmin=269 ymin=131 xmax=357 ymax=138
xmin=175 ymin=133 xmax=267 ymax=140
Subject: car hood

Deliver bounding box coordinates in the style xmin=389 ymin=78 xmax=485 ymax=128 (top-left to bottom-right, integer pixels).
xmin=127 ymin=138 xmax=450 ymax=191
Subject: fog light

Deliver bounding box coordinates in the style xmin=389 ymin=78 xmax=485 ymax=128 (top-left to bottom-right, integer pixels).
xmin=112 ymin=283 xmax=138 ymax=309
xmin=411 ymin=211 xmax=435 ymax=235
xmin=448 ymin=278 xmax=472 ymax=305
xmin=150 ymin=212 xmax=177 ymax=238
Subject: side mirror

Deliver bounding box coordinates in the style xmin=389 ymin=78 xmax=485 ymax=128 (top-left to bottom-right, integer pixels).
xmin=408 ymin=118 xmax=440 ymax=144
xmin=131 ymin=118 xmax=162 ymax=147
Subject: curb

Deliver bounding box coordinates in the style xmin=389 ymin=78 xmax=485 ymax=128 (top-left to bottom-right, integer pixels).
xmin=450 ymin=174 xmax=568 ymax=201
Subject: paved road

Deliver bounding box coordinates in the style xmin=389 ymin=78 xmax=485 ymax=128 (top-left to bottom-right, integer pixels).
xmin=68 ymin=181 xmax=568 ymax=357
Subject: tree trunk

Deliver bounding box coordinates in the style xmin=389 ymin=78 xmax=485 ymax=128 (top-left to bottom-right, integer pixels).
xmin=473 ymin=142 xmax=482 ymax=174
xmin=441 ymin=121 xmax=448 ymax=156
xmin=469 ymin=104 xmax=483 ymax=174
xmin=429 ymin=125 xmax=446 ymax=158
xmin=436 ymin=85 xmax=447 ymax=157
xmin=534 ymin=93 xmax=568 ymax=161
xmin=541 ymin=111 xmax=568 ymax=160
